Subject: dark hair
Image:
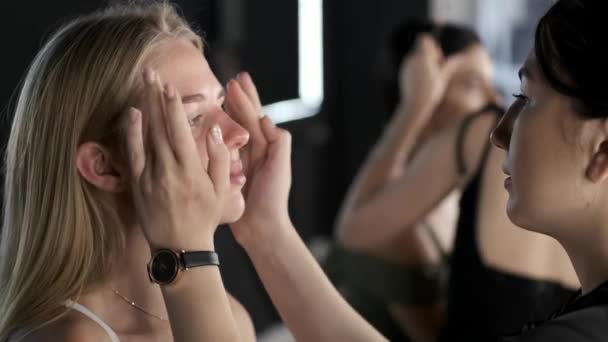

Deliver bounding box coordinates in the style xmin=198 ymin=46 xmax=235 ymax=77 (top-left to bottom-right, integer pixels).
xmin=535 ymin=0 xmax=608 ymax=118
xmin=383 ymin=20 xmax=481 ymax=115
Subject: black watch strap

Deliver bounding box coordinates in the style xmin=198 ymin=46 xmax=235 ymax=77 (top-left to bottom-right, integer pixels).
xmin=181 ymin=251 xmax=220 ymax=269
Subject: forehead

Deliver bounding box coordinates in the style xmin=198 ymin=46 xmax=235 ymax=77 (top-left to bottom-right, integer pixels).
xmin=148 ymin=38 xmax=221 ymax=95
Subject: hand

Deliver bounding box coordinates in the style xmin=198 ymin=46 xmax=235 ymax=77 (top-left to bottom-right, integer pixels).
xmin=224 ymin=72 xmax=293 ymax=248
xmin=399 ymin=34 xmax=467 ymax=116
xmin=124 ymin=68 xmax=231 ymax=251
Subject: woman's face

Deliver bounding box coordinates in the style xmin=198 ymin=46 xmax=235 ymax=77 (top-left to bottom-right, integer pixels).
xmin=146 ymin=38 xmax=249 ymax=223
xmin=434 ymin=44 xmax=498 ymax=126
xmin=491 ymin=53 xmax=595 ymax=236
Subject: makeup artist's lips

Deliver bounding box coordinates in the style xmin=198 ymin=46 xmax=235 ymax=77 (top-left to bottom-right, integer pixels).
xmin=230 ymin=160 xmax=246 ymax=186
xmin=504 ymin=177 xmax=512 ymax=190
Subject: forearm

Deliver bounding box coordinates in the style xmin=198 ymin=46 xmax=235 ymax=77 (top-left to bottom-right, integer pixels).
xmin=337 ymin=104 xmax=433 ymax=241
xmin=161 ymin=240 xmax=241 ymax=342
xmin=243 ymin=224 xmax=387 ymax=342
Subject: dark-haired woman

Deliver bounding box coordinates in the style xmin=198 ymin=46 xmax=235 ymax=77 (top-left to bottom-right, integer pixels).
xmin=490 ymin=0 xmax=608 ymax=340
xmin=337 ymin=22 xmax=579 ymax=342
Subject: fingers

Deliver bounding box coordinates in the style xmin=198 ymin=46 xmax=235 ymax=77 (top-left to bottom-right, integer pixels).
xmin=415 ymin=34 xmax=443 ymax=62
xmin=236 ymin=72 xmax=262 ymax=112
xmin=260 ymin=116 xmax=292 ymax=165
xmin=206 ymin=125 xmax=231 ymax=194
xmin=125 ymin=107 xmax=145 ymax=179
xmin=441 ymin=53 xmax=468 ymax=80
xmin=225 ymin=80 xmax=265 ymax=138
xmin=225 ymin=79 xmax=267 ymax=156
xmin=143 ymin=68 xmax=173 ymax=163
xmin=163 ymin=83 xmax=199 ymax=163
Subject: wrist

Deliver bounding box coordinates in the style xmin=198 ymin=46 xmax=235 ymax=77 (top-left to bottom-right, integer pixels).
xmin=146 ymin=228 xmax=216 ymax=252
xmin=148 ymin=248 xmax=220 ymax=286
xmin=237 ymin=218 xmax=295 ymax=255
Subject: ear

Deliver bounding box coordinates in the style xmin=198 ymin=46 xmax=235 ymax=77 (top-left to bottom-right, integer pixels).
xmin=586 ymin=140 xmax=608 ymax=183
xmin=75 ymin=142 xmax=126 ymax=193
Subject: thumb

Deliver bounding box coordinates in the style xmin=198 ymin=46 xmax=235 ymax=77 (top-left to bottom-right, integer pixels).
xmin=206 ymin=125 xmax=231 ymax=195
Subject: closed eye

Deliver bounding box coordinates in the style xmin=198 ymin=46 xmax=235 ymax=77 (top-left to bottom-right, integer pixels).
xmin=188 ymin=114 xmax=204 ymax=127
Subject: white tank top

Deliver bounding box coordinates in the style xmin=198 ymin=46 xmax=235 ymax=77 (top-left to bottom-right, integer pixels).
xmin=63 ymin=300 xmax=120 ymax=342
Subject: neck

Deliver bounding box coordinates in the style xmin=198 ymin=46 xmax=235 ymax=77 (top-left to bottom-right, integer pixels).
xmin=108 ymin=225 xmax=168 ymax=317
xmin=559 ymin=224 xmax=608 ymax=295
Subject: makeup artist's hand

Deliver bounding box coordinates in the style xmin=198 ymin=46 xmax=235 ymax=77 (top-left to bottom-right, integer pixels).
xmin=225 ymin=72 xmax=294 ymax=248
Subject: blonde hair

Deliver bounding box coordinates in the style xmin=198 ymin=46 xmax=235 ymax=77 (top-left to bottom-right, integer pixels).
xmin=0 ymin=2 xmax=202 ymax=339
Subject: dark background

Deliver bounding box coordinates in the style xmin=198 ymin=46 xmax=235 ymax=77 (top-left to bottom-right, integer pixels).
xmin=0 ymin=0 xmax=428 ymax=332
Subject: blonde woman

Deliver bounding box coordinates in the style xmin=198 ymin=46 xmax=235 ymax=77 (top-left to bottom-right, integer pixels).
xmin=0 ymin=2 xmax=388 ymax=341
xmin=0 ymin=3 xmax=257 ymax=341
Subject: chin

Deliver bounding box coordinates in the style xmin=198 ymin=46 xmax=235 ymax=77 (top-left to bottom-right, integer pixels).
xmin=506 ymin=198 xmax=546 ymax=234
xmin=220 ymin=192 xmax=246 ymax=224
xmin=506 ymin=198 xmax=527 ymax=228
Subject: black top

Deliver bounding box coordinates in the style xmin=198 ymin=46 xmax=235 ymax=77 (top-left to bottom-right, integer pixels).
xmin=439 ymin=107 xmax=576 ymax=341
xmin=499 ymin=281 xmax=608 ymax=341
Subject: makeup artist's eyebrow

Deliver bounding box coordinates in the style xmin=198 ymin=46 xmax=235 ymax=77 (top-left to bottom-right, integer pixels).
xmin=181 ymin=89 xmax=225 ymax=104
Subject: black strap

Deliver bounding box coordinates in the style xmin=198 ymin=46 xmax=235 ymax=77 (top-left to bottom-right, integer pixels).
xmin=455 ymin=104 xmax=505 ymax=177
xmin=181 ymin=251 xmax=220 ymax=269
xmin=422 ymin=222 xmax=450 ymax=262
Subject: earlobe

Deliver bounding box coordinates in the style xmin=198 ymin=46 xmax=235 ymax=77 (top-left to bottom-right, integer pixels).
xmin=76 ymin=142 xmax=126 ymax=193
xmin=586 ymin=141 xmax=608 ymax=183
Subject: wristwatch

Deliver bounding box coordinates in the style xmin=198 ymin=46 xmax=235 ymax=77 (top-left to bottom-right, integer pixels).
xmin=147 ymin=249 xmax=220 ymax=285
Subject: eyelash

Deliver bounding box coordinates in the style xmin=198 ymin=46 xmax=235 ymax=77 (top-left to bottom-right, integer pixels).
xmin=512 ymin=93 xmax=528 ymax=101
xmin=187 ymin=103 xmax=225 ymax=127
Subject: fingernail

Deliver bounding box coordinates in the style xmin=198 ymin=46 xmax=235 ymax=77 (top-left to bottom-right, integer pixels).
xmin=226 ymin=80 xmax=232 ymax=92
xmin=165 ymin=84 xmax=176 ymax=99
xmin=211 ymin=125 xmax=223 ymax=144
xmin=129 ymin=107 xmax=140 ymax=124
xmin=236 ymin=72 xmax=242 ymax=81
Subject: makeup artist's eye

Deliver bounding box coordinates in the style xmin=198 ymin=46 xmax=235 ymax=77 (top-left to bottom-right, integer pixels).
xmin=188 ymin=114 xmax=203 ymax=127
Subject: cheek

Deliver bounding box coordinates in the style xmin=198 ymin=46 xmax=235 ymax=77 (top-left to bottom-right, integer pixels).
xmin=508 ymin=115 xmax=581 ymax=231
xmin=191 ymin=127 xmax=209 ymax=167
xmin=220 ymin=190 xmax=245 ymax=223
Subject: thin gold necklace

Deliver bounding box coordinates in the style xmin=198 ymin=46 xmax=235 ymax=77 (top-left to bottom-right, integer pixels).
xmin=111 ymin=287 xmax=168 ymax=321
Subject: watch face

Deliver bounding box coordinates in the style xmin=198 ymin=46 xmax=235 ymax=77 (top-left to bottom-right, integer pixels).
xmin=149 ymin=250 xmax=179 ymax=284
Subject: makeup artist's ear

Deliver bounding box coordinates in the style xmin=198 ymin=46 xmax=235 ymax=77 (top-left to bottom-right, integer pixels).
xmin=76 ymin=142 xmax=126 ymax=192
xmin=587 ymin=139 xmax=608 ymax=183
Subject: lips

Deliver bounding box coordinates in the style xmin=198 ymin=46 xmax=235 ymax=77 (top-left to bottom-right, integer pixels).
xmin=229 ymin=158 xmax=246 ymax=186
xmin=230 ymin=159 xmax=243 ymax=176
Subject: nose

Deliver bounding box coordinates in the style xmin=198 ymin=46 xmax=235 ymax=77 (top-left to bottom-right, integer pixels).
xmin=218 ymin=112 xmax=250 ymax=150
xmin=490 ymin=104 xmax=517 ymax=150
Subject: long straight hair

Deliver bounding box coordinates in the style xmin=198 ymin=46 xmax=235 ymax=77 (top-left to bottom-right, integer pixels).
xmin=0 ymin=3 xmax=202 ymax=339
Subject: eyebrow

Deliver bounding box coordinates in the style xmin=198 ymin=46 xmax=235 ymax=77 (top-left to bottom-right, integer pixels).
xmin=181 ymin=89 xmax=226 ymax=104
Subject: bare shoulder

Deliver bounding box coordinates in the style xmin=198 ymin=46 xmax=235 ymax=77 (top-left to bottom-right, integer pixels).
xmin=228 ymin=293 xmax=255 ymax=342
xmin=18 ymin=310 xmax=113 ymax=342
